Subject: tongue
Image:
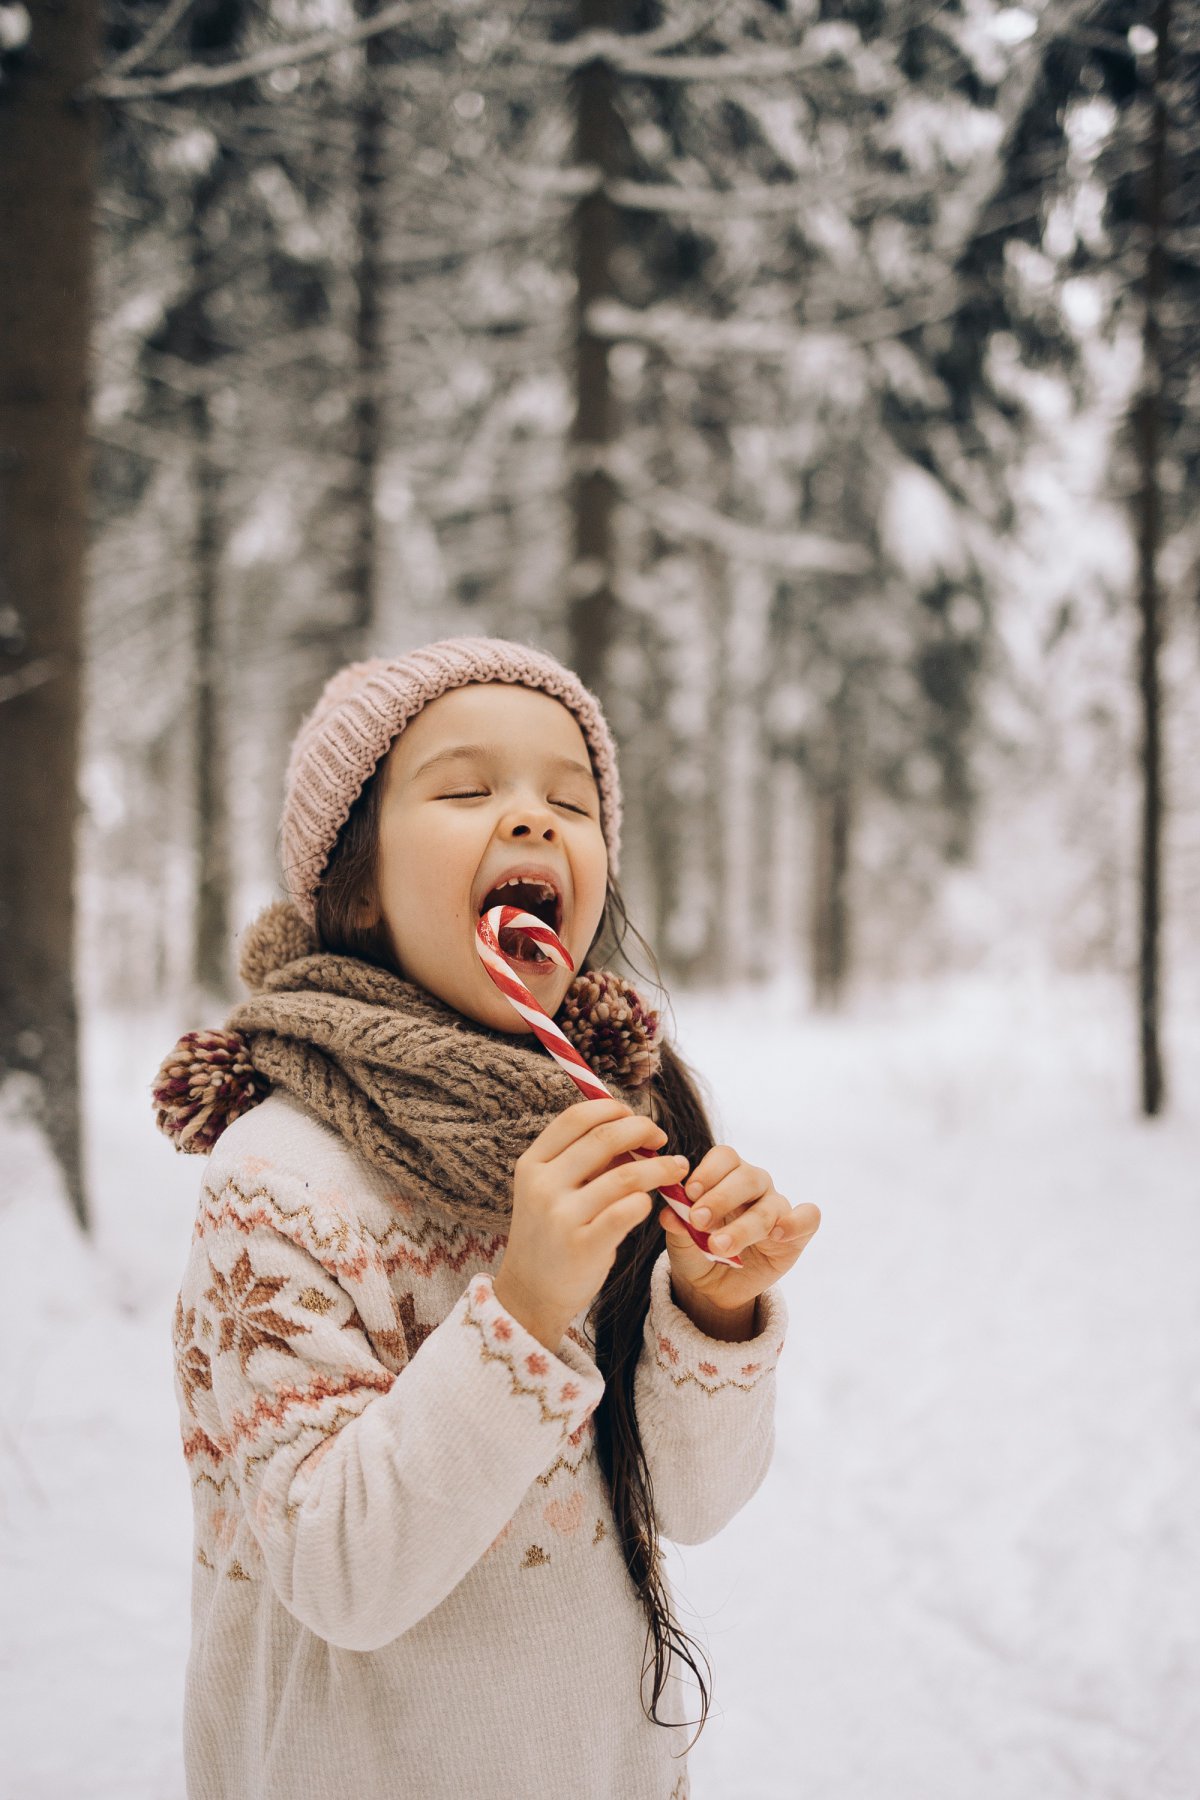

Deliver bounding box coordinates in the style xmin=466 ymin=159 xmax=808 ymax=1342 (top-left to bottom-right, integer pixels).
xmin=503 ymin=924 xmax=549 ymax=962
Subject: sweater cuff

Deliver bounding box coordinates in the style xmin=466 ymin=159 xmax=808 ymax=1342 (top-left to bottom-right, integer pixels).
xmin=644 ymin=1248 xmax=788 ymax=1394
xmin=464 ymin=1272 xmax=604 ymax=1438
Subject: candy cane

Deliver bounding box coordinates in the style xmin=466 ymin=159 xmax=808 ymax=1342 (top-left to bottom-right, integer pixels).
xmin=477 ymin=904 xmax=743 ymax=1267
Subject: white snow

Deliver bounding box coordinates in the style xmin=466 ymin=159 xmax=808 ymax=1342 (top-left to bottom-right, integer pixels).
xmin=2 ymin=974 xmax=1197 ymax=1798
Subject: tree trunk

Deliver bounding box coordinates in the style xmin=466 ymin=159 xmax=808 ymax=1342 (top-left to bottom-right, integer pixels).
xmin=744 ymin=585 xmax=791 ymax=984
xmin=1135 ymin=0 xmax=1170 ymax=1116
xmin=189 ymin=340 xmax=230 ymax=998
xmin=567 ymin=0 xmax=625 ymax=705
xmin=745 ymin=743 xmax=776 ymax=986
xmin=175 ymin=138 xmax=233 ymax=999
xmin=640 ymin=601 xmax=684 ymax=969
xmin=0 ymin=0 xmax=99 ymax=1227
xmin=180 ymin=3 xmax=259 ymax=998
xmin=345 ymin=0 xmax=385 ymax=649
xmin=292 ymin=3 xmax=385 ymax=715
xmin=698 ymin=548 xmax=732 ymax=986
xmin=810 ymin=704 xmax=853 ymax=1009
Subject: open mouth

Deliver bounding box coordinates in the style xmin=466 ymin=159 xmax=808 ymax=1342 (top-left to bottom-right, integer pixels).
xmin=477 ymin=878 xmax=563 ymax=965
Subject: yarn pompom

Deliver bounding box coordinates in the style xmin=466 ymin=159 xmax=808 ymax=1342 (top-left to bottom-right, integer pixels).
xmin=152 ymin=1029 xmax=271 ymax=1154
xmin=556 ymin=970 xmax=663 ymax=1089
xmin=238 ymin=899 xmax=320 ymax=992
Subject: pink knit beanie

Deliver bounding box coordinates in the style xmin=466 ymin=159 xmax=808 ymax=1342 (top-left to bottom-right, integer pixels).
xmin=280 ymin=636 xmax=623 ymax=924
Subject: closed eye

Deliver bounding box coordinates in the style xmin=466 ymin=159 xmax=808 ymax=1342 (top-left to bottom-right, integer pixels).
xmin=439 ymin=790 xmax=591 ymax=815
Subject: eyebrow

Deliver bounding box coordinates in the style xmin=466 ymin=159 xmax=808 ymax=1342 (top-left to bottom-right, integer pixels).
xmin=409 ymin=743 xmax=597 ymax=785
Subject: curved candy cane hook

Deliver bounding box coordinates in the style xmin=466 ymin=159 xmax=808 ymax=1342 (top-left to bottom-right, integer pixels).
xmin=476 ymin=905 xmax=742 ymax=1267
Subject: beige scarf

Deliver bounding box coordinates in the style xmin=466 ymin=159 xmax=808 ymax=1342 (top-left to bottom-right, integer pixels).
xmin=153 ymin=901 xmax=662 ymax=1232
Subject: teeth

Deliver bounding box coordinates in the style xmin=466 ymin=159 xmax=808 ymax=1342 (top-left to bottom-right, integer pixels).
xmin=487 ymin=878 xmax=556 ymax=905
xmin=481 ymin=877 xmax=559 ymax=962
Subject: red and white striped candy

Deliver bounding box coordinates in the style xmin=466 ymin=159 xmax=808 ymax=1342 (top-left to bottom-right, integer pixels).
xmin=476 ymin=904 xmax=742 ymax=1267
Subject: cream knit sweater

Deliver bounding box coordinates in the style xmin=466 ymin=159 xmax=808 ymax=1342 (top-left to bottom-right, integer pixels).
xmin=173 ymin=1090 xmax=789 ymax=1800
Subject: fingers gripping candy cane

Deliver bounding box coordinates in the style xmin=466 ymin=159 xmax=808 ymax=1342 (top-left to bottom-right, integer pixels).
xmin=476 ymin=905 xmax=743 ymax=1268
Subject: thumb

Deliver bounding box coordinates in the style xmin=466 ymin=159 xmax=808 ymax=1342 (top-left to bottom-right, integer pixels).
xmin=658 ymin=1204 xmax=700 ymax=1243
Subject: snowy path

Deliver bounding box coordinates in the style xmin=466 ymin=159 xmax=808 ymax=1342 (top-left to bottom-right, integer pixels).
xmin=673 ymin=976 xmax=1200 ymax=1800
xmin=1 ymin=976 xmax=1197 ymax=1799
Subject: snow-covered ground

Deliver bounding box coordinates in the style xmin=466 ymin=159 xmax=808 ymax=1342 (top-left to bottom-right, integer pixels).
xmin=2 ymin=972 xmax=1197 ymax=1800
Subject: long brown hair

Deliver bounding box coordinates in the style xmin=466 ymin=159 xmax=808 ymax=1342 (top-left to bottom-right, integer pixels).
xmin=313 ymin=759 xmax=716 ymax=1747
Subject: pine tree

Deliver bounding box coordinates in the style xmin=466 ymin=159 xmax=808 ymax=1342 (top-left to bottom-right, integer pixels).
xmin=953 ymin=0 xmax=1198 ymax=1109
xmin=0 ymin=1 xmax=101 ymax=1225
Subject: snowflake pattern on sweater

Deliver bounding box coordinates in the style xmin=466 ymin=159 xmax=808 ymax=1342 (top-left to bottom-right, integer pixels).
xmin=173 ymin=1091 xmax=788 ymax=1800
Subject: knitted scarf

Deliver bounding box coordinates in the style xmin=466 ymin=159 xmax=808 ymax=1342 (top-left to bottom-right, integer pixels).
xmin=153 ymin=901 xmax=663 ymax=1233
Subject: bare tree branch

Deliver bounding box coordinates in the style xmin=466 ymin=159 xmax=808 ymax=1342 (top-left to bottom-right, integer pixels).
xmin=586 ymin=280 xmax=974 ymax=358
xmin=89 ymin=0 xmax=442 ymax=100
xmin=627 ymin=32 xmax=972 ymax=81
xmin=589 ymin=447 xmax=873 ymax=575
xmin=934 ymin=0 xmax=1116 ymax=260
xmin=614 ymin=45 xmax=838 ymax=79
xmin=88 ymin=0 xmax=741 ymax=100
xmin=0 ymin=657 xmax=65 ymax=707
xmin=104 ymin=0 xmax=196 ymax=80
xmin=513 ymin=0 xmax=957 ymax=75
xmin=604 ymin=168 xmax=933 ymax=217
xmin=508 ymin=0 xmax=735 ymax=68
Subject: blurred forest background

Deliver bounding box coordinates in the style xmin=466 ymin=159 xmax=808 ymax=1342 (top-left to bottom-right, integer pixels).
xmin=4 ymin=9 xmax=1200 ymax=1795
xmin=1 ymin=0 xmax=1198 ymax=1225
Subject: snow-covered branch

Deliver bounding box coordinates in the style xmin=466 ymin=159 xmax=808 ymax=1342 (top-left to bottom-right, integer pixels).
xmin=94 ymin=0 xmax=748 ymax=100
xmin=587 ymin=43 xmax=826 ymax=81
xmin=586 ymin=280 xmax=968 ymax=359
xmin=0 ymin=657 xmax=66 ymax=707
xmin=588 ymin=299 xmax=806 ymax=357
xmin=605 ymin=175 xmax=811 ymax=216
xmin=103 ymin=0 xmax=196 ymax=81
xmin=508 ymin=0 xmax=952 ymax=79
xmin=89 ymin=1 xmax=449 ymax=100
xmin=934 ymin=0 xmax=1117 ymax=261
xmin=495 ymin=163 xmax=602 ymax=201
xmin=606 ymin=168 xmax=928 ymax=218
xmin=587 ymin=447 xmax=872 ymax=576
xmin=506 ymin=0 xmax=734 ymax=69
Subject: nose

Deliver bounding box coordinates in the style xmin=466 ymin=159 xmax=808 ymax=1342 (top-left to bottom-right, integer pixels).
xmin=501 ymin=795 xmax=559 ymax=843
xmin=506 ymin=816 xmax=557 ymax=843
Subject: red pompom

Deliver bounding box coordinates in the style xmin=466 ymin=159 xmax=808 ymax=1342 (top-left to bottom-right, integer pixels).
xmin=556 ymin=970 xmax=663 ymax=1089
xmin=151 ymin=1029 xmax=270 ymax=1154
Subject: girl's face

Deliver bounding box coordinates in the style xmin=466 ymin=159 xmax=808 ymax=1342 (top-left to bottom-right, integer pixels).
xmin=360 ymin=682 xmax=610 ymax=1033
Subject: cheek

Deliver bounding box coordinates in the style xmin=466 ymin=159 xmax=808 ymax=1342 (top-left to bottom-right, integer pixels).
xmin=575 ymin=852 xmax=609 ymax=942
xmin=387 ymin=802 xmax=465 ymax=855
xmin=404 ymin=858 xmax=474 ymax=928
xmin=378 ymin=813 xmax=475 ymax=924
xmin=582 ymin=833 xmax=609 ymax=898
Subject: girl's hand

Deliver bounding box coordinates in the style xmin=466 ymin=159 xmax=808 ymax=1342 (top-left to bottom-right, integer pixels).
xmin=496 ymin=1097 xmax=686 ymax=1353
xmin=657 ymin=1144 xmax=820 ymax=1320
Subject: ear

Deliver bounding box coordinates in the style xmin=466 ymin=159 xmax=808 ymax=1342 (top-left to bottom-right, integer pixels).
xmin=354 ymin=892 xmax=381 ymax=930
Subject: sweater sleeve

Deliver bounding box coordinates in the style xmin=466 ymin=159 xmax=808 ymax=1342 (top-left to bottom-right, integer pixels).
xmin=632 ymin=1248 xmax=788 ymax=1546
xmin=184 ymin=1160 xmax=605 ymax=1654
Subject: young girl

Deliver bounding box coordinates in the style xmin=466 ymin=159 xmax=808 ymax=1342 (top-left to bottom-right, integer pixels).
xmin=155 ymin=635 xmax=820 ymax=1800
